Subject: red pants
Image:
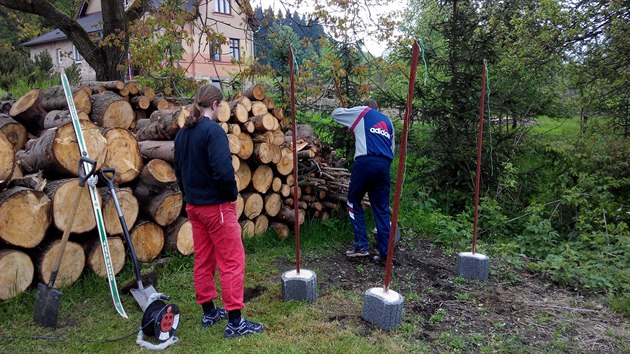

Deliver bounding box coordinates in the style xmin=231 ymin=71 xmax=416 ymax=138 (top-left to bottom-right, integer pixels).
xmin=186 ymin=202 xmax=245 ymax=311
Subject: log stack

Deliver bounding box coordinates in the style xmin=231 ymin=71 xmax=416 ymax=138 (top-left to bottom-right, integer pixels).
xmin=0 ymin=82 xmax=353 ymax=300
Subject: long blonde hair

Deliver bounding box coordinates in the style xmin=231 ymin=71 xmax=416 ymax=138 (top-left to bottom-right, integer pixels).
xmin=184 ymin=84 xmax=224 ymax=128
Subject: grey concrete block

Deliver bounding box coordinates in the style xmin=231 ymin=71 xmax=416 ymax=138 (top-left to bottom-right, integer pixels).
xmin=281 ymin=269 xmax=317 ymax=303
xmin=457 ymin=252 xmax=490 ymax=280
xmin=362 ymin=287 xmax=404 ymax=330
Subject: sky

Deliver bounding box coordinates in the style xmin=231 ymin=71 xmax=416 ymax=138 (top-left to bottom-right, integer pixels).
xmin=251 ymin=0 xmax=404 ymax=56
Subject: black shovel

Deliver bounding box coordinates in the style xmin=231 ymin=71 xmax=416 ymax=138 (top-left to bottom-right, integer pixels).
xmin=100 ymin=168 xmax=157 ymax=311
xmin=34 ymin=156 xmax=96 ymax=329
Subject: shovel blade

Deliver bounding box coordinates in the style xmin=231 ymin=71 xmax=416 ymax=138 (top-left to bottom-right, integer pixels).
xmin=130 ymin=285 xmax=157 ymax=311
xmin=33 ymin=283 xmax=62 ymax=329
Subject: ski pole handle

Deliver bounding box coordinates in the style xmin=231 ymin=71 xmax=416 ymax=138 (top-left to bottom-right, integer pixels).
xmin=78 ymin=156 xmax=97 ymax=187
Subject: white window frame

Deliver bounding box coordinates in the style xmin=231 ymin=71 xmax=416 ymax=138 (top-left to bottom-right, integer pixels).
xmin=56 ymin=48 xmax=63 ymax=64
xmin=209 ymin=42 xmax=221 ymax=61
xmin=215 ymin=0 xmax=230 ymax=14
xmin=72 ymin=45 xmax=83 ymax=63
xmin=229 ymin=38 xmax=240 ymax=60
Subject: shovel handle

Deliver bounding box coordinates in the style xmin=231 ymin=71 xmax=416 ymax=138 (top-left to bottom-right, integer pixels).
xmin=77 ymin=156 xmax=97 ymax=187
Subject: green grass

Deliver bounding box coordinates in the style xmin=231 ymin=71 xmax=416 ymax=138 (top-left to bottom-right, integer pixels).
xmin=530 ymin=115 xmax=582 ymax=139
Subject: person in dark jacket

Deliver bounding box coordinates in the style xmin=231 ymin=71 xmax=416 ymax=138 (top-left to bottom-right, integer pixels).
xmin=174 ymin=84 xmax=263 ymax=338
xmin=331 ymin=99 xmax=395 ymax=264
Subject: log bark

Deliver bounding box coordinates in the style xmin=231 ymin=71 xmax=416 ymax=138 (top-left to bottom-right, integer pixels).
xmin=134 ymin=183 xmax=182 ymax=226
xmin=0 ymin=186 xmax=51 ymax=248
xmin=15 ymin=120 xmax=107 ymax=177
xmin=275 ymin=207 xmax=305 ymax=225
xmin=253 ymin=214 xmax=269 ymax=235
xmin=251 ymin=164 xmax=273 ymax=193
xmin=130 ymin=220 xmax=164 ymax=263
xmin=264 ymin=192 xmax=282 ymax=217
xmin=99 ymin=186 xmax=139 ymax=235
xmin=37 ymin=239 xmax=85 ymax=287
xmin=7 ymin=171 xmax=46 ymax=191
xmin=87 ymin=80 xmax=125 ymax=91
xmin=42 ymin=109 xmax=90 ymax=130
xmin=134 ymin=107 xmax=187 ymax=141
xmin=103 ymin=128 xmax=143 ymax=184
xmin=83 ymin=236 xmax=125 ymax=277
xmin=0 ymin=249 xmax=34 ymax=300
xmin=140 ymin=158 xmax=177 ymax=187
xmin=90 ymin=91 xmax=134 ymax=129
xmin=0 ymin=99 xmax=15 ymax=114
xmin=165 ymin=217 xmax=193 ymax=256
xmin=236 ymin=132 xmax=253 ymax=160
xmin=241 ymin=192 xmax=263 ymax=219
xmin=45 ymin=178 xmax=97 ymax=233
xmin=240 ymin=220 xmax=255 ymax=238
xmin=9 ymin=88 xmax=47 ymax=134
xmin=0 ymin=132 xmax=15 ymax=187
xmin=138 ymin=140 xmax=174 ymax=164
xmin=270 ymin=222 xmax=289 ymax=239
xmin=40 ymin=86 xmax=91 ymax=114
xmin=0 ymin=114 xmax=27 ymax=150
xmin=244 ymin=84 xmax=266 ymax=101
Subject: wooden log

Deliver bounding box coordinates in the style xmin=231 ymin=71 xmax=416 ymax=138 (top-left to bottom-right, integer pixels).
xmin=15 ymin=120 xmax=107 ymax=176
xmin=270 ymin=144 xmax=282 ymax=164
xmin=99 ymin=186 xmax=139 ymax=235
xmin=244 ymin=84 xmax=266 ymax=101
xmin=309 ymin=201 xmax=323 ymax=212
xmin=252 ymin=142 xmax=275 ymax=164
xmin=0 ymin=249 xmax=34 ymax=300
xmin=151 ymin=96 xmax=170 ymax=110
xmin=0 ymin=114 xmax=27 ymax=150
xmin=0 ymin=132 xmax=15 ymax=187
xmin=286 ymin=173 xmax=295 ymax=187
xmin=276 ymin=147 xmax=293 ymax=176
xmin=130 ymin=220 xmax=164 ymax=263
xmin=131 ymin=95 xmax=151 ymax=110
xmin=7 ymin=171 xmax=46 ymax=191
xmin=229 ymin=124 xmax=241 ymax=135
xmin=87 ymin=80 xmax=125 ymax=91
xmin=37 ymin=239 xmax=85 ymax=286
xmin=251 ymin=164 xmax=273 ymax=194
xmin=263 ymin=96 xmax=275 ymax=110
xmin=264 ymin=192 xmax=282 ymax=217
xmin=124 ymin=81 xmax=139 ymax=95
xmin=241 ymin=192 xmax=263 ymax=219
xmin=0 ymin=187 xmax=50 ymax=248
xmin=271 ymin=176 xmax=282 ymax=192
xmin=251 ymin=101 xmax=268 ymax=116
xmin=231 ymin=95 xmax=251 ymax=112
xmin=231 ymin=154 xmax=240 ymax=172
xmin=253 ymin=214 xmax=269 ymax=235
xmin=103 ymin=128 xmax=143 ymax=184
xmin=230 ymin=102 xmax=249 ymax=123
xmin=236 ymin=132 xmax=254 ymax=160
xmin=45 ymin=178 xmax=97 ymax=233
xmin=135 ymin=118 xmax=151 ymax=131
xmin=272 ymin=107 xmax=284 ymax=120
xmin=236 ymin=194 xmax=244 ymax=219
xmin=241 ymin=121 xmax=255 ymax=134
xmin=42 ymin=109 xmax=90 ymax=130
xmin=235 ymin=160 xmax=251 ymax=192
xmin=165 ymin=216 xmax=193 ymax=256
xmin=217 ymin=100 xmax=231 ymax=122
xmin=142 ymin=87 xmax=156 ymax=101
xmin=219 ymin=122 xmax=229 ymax=133
xmin=138 ymin=140 xmax=174 ymax=164
xmin=90 ymin=91 xmax=134 ymax=129
xmin=134 ymin=106 xmax=187 ymax=141
xmin=0 ymin=99 xmax=15 ymax=114
xmin=140 ymin=158 xmax=176 ymax=187
xmin=134 ymin=183 xmax=182 ymax=226
xmin=270 ymin=222 xmax=289 ymax=239
xmin=40 ymin=85 xmax=91 ymax=115
xmin=275 ymin=207 xmax=305 ymax=225
xmin=83 ymin=236 xmax=125 ymax=277
xmin=240 ymin=219 xmax=255 ymax=238
xmin=280 ymin=184 xmax=291 ymax=197
xmin=250 ymin=113 xmax=275 ymax=132
xmin=227 ymin=133 xmax=241 ymax=155
xmin=8 ymin=88 xmax=47 ymax=134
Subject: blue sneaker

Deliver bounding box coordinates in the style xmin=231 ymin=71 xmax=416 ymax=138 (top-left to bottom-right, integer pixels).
xmin=201 ymin=308 xmax=227 ymax=328
xmin=224 ymin=317 xmax=264 ymax=338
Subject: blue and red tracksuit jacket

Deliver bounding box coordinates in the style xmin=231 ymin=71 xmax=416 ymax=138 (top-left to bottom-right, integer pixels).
xmin=331 ymin=106 xmax=395 ymax=160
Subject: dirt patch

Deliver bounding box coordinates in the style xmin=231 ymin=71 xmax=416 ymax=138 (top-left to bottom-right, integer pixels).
xmin=276 ymin=237 xmax=629 ymax=352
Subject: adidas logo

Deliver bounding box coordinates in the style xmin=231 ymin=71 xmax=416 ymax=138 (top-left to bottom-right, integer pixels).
xmin=369 ymin=121 xmax=391 ymax=138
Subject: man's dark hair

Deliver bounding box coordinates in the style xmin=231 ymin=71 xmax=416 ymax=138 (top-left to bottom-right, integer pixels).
xmin=363 ymin=99 xmax=378 ymax=110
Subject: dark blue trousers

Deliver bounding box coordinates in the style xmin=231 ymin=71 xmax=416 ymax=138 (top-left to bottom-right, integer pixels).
xmin=347 ymin=156 xmax=391 ymax=257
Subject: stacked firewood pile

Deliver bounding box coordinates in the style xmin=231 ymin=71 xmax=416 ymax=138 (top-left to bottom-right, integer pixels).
xmin=0 ymin=82 xmax=353 ymax=300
